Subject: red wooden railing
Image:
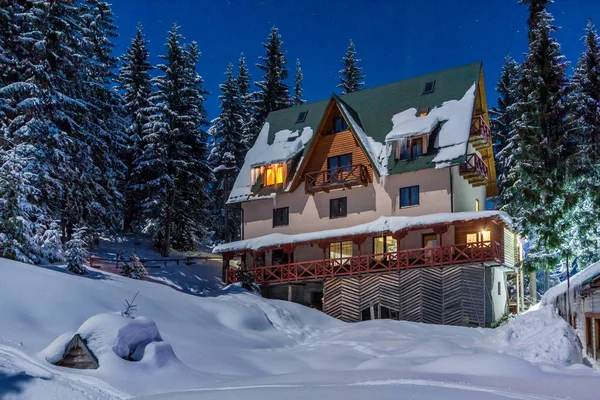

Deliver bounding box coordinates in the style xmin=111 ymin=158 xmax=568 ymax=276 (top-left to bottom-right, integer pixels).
xmin=305 ymin=164 xmax=368 ymax=193
xmin=227 ymin=241 xmax=503 ymax=284
xmin=471 ymin=115 xmax=492 ymax=146
xmin=460 ymin=153 xmax=489 ymax=181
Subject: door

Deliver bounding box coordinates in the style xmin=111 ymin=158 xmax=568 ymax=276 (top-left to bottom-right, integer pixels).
xmin=327 ymin=154 xmax=352 ymax=183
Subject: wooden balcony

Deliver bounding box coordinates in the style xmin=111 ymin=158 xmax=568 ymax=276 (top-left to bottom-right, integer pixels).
xmin=305 ymin=164 xmax=369 ymax=194
xmin=227 ymin=241 xmax=503 ymax=285
xmin=459 ymin=153 xmax=489 ymax=187
xmin=469 ymin=115 xmax=492 ymax=150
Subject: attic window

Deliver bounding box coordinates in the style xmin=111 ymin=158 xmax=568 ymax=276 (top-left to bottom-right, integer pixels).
xmin=394 ymin=136 xmax=427 ymax=160
xmin=251 ymin=164 xmax=286 ymax=187
xmin=329 ymin=117 xmax=349 ymax=134
xmin=423 ymin=80 xmax=436 ymax=94
xmin=296 ymin=111 xmax=308 ymax=123
xmin=417 ymin=107 xmax=429 ymax=117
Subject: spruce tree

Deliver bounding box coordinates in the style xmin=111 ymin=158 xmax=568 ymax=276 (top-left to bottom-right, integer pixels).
xmin=237 ymin=53 xmax=253 ymax=150
xmin=293 ymin=58 xmax=306 ymax=106
xmin=118 ymin=24 xmax=153 ymax=232
xmin=136 ymin=26 xmax=212 ymax=255
xmin=338 ymin=39 xmax=365 ymax=94
xmin=210 ymin=64 xmax=245 ymax=242
xmin=65 ymin=227 xmax=88 ymax=275
xmin=490 ymin=55 xmax=520 ymax=199
xmin=566 ymin=19 xmax=600 ymax=266
xmin=247 ymin=26 xmax=290 ymax=146
xmin=505 ymin=0 xmax=574 ymax=270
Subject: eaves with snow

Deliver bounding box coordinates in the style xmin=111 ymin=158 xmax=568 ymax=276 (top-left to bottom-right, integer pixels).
xmin=228 ymin=62 xmax=486 ymax=204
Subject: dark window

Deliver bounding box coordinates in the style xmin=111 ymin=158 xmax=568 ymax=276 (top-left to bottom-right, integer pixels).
xmin=272 ymin=249 xmax=292 ymax=265
xmin=256 ymin=251 xmax=266 ymax=267
xmin=400 ymin=186 xmax=419 ymax=208
xmin=423 ymin=80 xmax=436 ymax=94
xmin=498 ymin=281 xmax=501 ymax=296
xmin=329 ymin=116 xmax=348 ymax=134
xmin=296 ymin=110 xmax=308 ymax=123
xmin=273 ymin=207 xmax=289 ymax=227
xmin=330 ymin=197 xmax=347 ymax=219
xmin=399 ymin=137 xmax=424 ymax=160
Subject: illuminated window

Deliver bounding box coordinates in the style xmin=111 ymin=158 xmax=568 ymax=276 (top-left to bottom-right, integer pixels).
xmin=256 ymin=163 xmax=286 ymax=187
xmin=374 ymin=236 xmax=397 ymax=257
xmin=418 ymin=107 xmax=429 ymax=117
xmin=475 ymin=199 xmax=480 ymax=212
xmin=266 ymin=167 xmax=275 ymax=185
xmin=329 ymin=241 xmax=353 ymax=259
xmin=466 ymin=231 xmax=491 ymax=244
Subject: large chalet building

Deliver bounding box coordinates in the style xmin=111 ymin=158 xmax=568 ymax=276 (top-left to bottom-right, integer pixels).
xmin=214 ymin=62 xmax=522 ymax=326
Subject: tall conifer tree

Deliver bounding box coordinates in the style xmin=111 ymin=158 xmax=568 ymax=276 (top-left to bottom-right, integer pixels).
xmin=338 ymin=39 xmax=365 ymax=94
xmin=293 ymin=58 xmax=305 ymax=106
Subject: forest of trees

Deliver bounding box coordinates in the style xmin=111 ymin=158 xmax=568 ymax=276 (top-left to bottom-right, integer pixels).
xmin=0 ymin=0 xmax=366 ymax=264
xmin=492 ymin=0 xmax=600 ymax=284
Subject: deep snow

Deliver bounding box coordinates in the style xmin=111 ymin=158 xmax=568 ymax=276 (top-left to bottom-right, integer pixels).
xmin=0 ymin=258 xmax=598 ymax=400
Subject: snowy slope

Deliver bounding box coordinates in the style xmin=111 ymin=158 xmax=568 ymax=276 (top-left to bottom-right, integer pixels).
xmin=0 ymin=259 xmax=598 ymax=400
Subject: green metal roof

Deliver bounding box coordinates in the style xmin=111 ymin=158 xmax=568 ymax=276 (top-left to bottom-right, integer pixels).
xmin=263 ymin=62 xmax=482 ymax=175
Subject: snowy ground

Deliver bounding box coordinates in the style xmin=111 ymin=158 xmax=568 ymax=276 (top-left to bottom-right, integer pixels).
xmin=0 ymin=258 xmax=599 ymax=400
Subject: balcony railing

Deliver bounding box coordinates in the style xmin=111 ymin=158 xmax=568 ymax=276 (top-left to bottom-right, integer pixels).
xmin=459 ymin=153 xmax=489 ymax=186
xmin=305 ymin=163 xmax=369 ymax=193
xmin=227 ymin=241 xmax=503 ymax=285
xmin=469 ymin=115 xmax=492 ymax=150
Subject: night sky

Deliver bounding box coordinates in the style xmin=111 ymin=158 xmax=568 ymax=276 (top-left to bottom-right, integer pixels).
xmin=111 ymin=0 xmax=600 ymax=119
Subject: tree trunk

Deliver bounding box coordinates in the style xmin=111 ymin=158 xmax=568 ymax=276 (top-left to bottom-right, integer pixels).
xmin=530 ymin=272 xmax=537 ymax=304
xmin=162 ymin=189 xmax=176 ymax=258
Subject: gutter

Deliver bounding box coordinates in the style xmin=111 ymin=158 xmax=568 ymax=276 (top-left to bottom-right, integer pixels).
xmin=449 ymin=167 xmax=454 ymax=213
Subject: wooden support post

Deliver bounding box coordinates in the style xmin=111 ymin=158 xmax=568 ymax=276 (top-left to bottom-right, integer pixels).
xmin=392 ymin=231 xmax=408 ymax=269
xmin=288 ymin=285 xmax=293 ymax=302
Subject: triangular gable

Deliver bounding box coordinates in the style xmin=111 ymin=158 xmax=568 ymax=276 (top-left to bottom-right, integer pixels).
xmin=289 ymin=96 xmax=381 ymax=192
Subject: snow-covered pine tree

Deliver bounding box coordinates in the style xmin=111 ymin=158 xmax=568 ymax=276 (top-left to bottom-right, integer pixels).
xmin=65 ymin=227 xmax=88 ymax=275
xmin=209 ymin=63 xmax=245 ymax=242
xmin=118 ymin=24 xmax=154 ymax=232
xmin=237 ymin=53 xmax=253 ymax=151
xmin=136 ymin=26 xmax=212 ymax=255
xmin=565 ymin=19 xmax=600 ymax=266
xmin=490 ymin=55 xmax=520 ymax=199
xmin=246 ymin=26 xmax=290 ymax=146
xmin=121 ymin=253 xmax=148 ymax=280
xmin=293 ymin=58 xmax=306 ymax=106
xmin=0 ymin=146 xmax=42 ymax=263
xmin=338 ymin=39 xmax=365 ymax=94
xmin=505 ymin=0 xmax=575 ymax=271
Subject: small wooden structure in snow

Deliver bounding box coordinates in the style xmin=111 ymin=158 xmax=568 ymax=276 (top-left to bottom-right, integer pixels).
xmin=55 ymin=334 xmax=99 ymax=369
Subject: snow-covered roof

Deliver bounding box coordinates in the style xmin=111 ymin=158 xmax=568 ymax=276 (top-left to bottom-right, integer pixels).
xmin=385 ymin=83 xmax=477 ymax=166
xmin=542 ymin=260 xmax=600 ymax=306
xmin=213 ymin=210 xmax=512 ymax=253
xmin=227 ymin=123 xmax=313 ymax=203
xmin=227 ymin=62 xmax=484 ymax=204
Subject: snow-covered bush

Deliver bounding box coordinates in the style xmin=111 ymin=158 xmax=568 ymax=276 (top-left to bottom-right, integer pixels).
xmin=38 ymin=222 xmax=64 ymax=262
xmin=121 ymin=254 xmax=148 ymax=280
xmin=64 ymin=228 xmax=88 ymax=275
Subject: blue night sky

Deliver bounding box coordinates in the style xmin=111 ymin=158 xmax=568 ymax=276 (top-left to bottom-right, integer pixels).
xmin=111 ymin=0 xmax=600 ymax=119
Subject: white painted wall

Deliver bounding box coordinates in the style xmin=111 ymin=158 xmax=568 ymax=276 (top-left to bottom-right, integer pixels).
xmin=491 ymin=267 xmax=508 ymax=322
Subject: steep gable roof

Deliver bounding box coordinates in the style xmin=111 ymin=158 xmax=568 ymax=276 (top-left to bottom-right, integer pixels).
xmin=227 ymin=62 xmax=483 ymax=204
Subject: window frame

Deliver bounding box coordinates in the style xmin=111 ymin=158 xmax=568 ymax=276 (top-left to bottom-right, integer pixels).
xmin=423 ymin=80 xmax=436 ymax=94
xmin=399 ymin=185 xmax=420 ymax=208
xmin=272 ymin=207 xmax=289 ymax=227
xmin=422 ymin=233 xmax=438 ymax=248
xmin=296 ymin=110 xmax=308 ymax=123
xmin=330 ymin=197 xmax=348 ymax=219
xmin=329 ymin=116 xmax=349 ymax=134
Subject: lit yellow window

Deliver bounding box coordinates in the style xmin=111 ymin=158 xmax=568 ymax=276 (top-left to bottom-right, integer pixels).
xmin=265 ymin=167 xmax=275 ymax=185
xmin=374 ymin=237 xmax=385 ymax=255
xmin=475 ymin=199 xmax=480 ymax=212
xmin=330 ymin=241 xmax=353 ymax=259
xmin=481 ymin=230 xmax=491 ymax=242
xmin=276 ymin=164 xmax=284 ymax=184
xmin=467 ymin=233 xmax=478 ymax=244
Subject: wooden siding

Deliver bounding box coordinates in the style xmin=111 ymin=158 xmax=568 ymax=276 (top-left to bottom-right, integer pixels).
xmin=304 ymin=129 xmax=374 ymax=181
xmin=322 ymin=264 xmax=487 ymax=326
xmin=503 ymin=227 xmax=517 ymax=267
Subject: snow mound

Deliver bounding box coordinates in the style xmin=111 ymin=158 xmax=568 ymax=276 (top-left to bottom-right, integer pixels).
xmin=42 ymin=313 xmax=176 ymax=365
xmin=488 ymin=307 xmax=582 ymax=366
xmin=414 ymin=353 xmax=543 ymax=377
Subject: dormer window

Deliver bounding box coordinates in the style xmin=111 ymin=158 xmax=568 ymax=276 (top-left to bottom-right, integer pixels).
xmin=423 ymin=80 xmax=436 ymax=94
xmin=417 ymin=107 xmax=429 ymax=117
xmin=329 ymin=116 xmax=348 ymax=134
xmin=394 ymin=136 xmax=427 ymax=161
xmin=296 ymin=111 xmax=308 ymax=123
xmin=251 ymin=163 xmax=286 ymax=187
